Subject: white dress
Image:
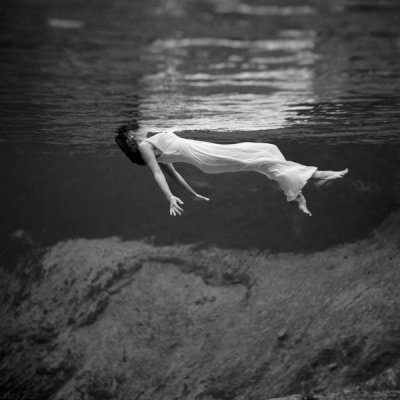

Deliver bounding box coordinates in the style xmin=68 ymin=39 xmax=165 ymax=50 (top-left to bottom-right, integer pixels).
xmin=145 ymin=131 xmax=317 ymax=201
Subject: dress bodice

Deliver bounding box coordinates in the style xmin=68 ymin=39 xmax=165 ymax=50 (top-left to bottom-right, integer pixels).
xmin=144 ymin=131 xmax=183 ymax=164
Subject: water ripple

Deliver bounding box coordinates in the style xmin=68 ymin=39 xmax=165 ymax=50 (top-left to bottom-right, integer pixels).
xmin=0 ymin=0 xmax=400 ymax=153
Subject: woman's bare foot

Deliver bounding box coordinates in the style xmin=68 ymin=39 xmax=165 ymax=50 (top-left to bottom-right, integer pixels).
xmin=312 ymin=168 xmax=349 ymax=187
xmin=294 ymin=193 xmax=312 ymax=216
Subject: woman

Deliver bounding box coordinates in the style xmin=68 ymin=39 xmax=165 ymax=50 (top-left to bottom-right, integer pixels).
xmin=115 ymin=122 xmax=348 ymax=217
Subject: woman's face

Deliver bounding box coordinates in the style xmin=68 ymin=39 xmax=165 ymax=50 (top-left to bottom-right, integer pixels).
xmin=128 ymin=129 xmax=147 ymax=141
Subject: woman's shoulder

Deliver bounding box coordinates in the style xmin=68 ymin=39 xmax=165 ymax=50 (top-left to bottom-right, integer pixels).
xmin=143 ymin=130 xmax=178 ymax=155
xmin=158 ymin=129 xmax=178 ymax=136
xmin=147 ymin=130 xmax=177 ymax=142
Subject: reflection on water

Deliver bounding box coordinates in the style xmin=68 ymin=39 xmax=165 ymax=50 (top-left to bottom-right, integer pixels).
xmin=140 ymin=33 xmax=316 ymax=131
xmin=214 ymin=3 xmax=316 ymax=16
xmin=1 ymin=0 xmax=400 ymax=148
xmin=0 ymin=0 xmax=400 ymax=251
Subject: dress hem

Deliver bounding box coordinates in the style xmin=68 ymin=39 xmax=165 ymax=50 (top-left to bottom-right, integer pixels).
xmin=285 ymin=166 xmax=318 ymax=202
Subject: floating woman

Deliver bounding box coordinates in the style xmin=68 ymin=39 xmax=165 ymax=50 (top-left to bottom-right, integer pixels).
xmin=115 ymin=122 xmax=348 ymax=217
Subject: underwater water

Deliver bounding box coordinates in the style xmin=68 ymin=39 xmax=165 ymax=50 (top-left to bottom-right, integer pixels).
xmin=1 ymin=0 xmax=400 ymax=251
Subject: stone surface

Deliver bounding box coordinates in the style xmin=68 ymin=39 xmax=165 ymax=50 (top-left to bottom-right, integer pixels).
xmin=1 ymin=211 xmax=400 ymax=400
xmin=269 ymin=390 xmax=400 ymax=399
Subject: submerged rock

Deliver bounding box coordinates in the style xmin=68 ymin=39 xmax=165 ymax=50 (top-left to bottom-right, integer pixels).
xmin=269 ymin=390 xmax=400 ymax=399
xmin=0 ymin=212 xmax=400 ymax=399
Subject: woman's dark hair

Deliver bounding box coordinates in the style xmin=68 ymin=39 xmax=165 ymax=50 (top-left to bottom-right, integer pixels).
xmin=115 ymin=121 xmax=146 ymax=166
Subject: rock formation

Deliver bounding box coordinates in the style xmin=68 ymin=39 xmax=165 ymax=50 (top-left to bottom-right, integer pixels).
xmin=1 ymin=212 xmax=400 ymax=400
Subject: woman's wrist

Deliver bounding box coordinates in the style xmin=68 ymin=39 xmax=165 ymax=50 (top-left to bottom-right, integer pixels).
xmin=169 ymin=195 xmax=175 ymax=201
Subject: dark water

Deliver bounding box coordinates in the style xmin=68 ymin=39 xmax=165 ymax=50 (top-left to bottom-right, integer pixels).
xmin=1 ymin=0 xmax=400 ymax=251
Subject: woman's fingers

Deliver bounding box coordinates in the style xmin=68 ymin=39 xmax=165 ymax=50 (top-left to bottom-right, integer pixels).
xmin=170 ymin=201 xmax=183 ymax=216
xmin=194 ymin=194 xmax=210 ymax=201
xmin=170 ymin=193 xmax=209 ymax=216
xmin=173 ymin=204 xmax=182 ymax=214
xmin=170 ymin=197 xmax=184 ymax=214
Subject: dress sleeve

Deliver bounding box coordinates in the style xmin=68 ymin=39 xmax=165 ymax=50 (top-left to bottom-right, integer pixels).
xmin=145 ymin=132 xmax=173 ymax=155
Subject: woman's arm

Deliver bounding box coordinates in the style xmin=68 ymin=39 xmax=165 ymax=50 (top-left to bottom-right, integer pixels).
xmin=160 ymin=163 xmax=210 ymax=201
xmin=139 ymin=143 xmax=184 ymax=216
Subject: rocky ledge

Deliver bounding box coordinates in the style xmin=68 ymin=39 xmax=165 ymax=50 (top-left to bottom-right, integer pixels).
xmin=1 ymin=211 xmax=400 ymax=400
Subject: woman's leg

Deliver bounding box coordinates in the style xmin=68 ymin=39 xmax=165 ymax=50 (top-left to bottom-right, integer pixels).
xmin=290 ymin=168 xmax=348 ymax=216
xmin=293 ymin=193 xmax=312 ymax=216
xmin=311 ymin=168 xmax=348 ymax=187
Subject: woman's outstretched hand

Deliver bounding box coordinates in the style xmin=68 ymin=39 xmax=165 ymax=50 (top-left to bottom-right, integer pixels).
xmin=169 ymin=196 xmax=184 ymax=216
xmin=193 ymin=193 xmax=210 ymax=202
